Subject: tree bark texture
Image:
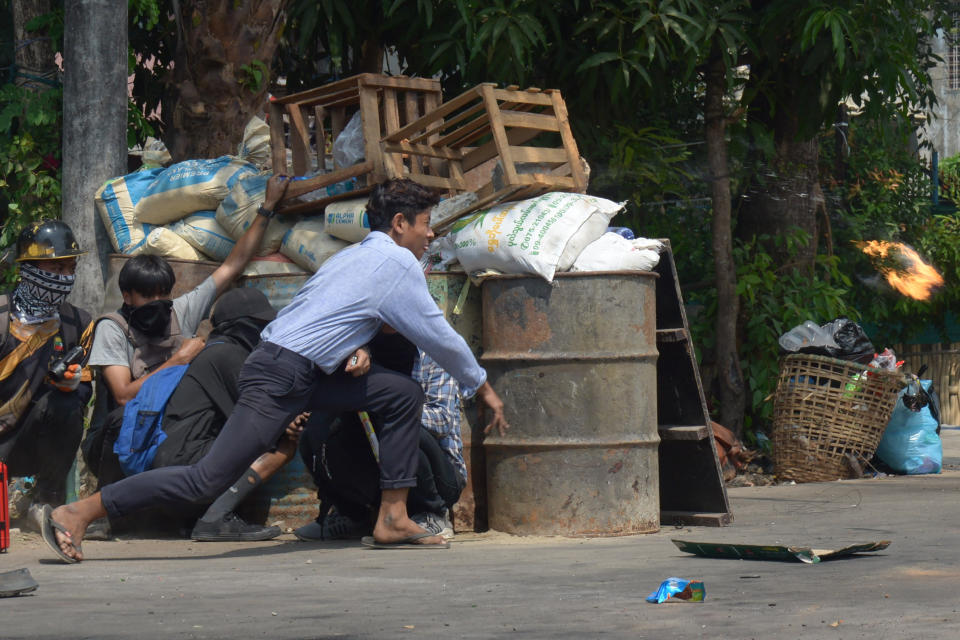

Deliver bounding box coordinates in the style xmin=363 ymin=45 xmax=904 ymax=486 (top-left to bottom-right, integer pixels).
xmin=738 ymin=108 xmax=820 ymax=268
xmin=62 ymin=0 xmax=128 ymax=315
xmin=165 ymin=0 xmax=287 ymax=162
xmin=705 ymin=51 xmax=746 ymax=435
xmin=10 ymin=0 xmax=56 ymax=91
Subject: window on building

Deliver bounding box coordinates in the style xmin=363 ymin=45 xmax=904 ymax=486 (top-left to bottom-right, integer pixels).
xmin=950 ymin=43 xmax=960 ymax=90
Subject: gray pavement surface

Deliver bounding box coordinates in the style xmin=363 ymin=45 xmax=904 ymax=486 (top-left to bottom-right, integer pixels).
xmin=2 ymin=429 xmax=959 ymax=639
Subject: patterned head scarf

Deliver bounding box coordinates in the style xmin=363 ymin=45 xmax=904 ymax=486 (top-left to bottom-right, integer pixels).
xmin=11 ymin=261 xmax=75 ymax=324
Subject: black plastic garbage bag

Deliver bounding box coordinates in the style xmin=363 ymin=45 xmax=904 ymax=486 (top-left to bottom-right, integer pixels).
xmin=822 ymin=318 xmax=875 ymax=363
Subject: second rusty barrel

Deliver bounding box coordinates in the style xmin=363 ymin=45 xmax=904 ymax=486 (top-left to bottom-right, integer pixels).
xmin=481 ymin=271 xmax=660 ymax=536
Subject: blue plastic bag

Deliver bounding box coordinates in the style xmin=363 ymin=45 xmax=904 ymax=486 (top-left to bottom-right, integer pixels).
xmin=646 ymin=577 xmax=705 ymax=603
xmin=876 ymin=380 xmax=942 ymax=475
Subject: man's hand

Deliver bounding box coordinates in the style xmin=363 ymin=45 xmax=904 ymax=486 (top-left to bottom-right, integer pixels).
xmin=477 ymin=381 xmax=509 ymax=437
xmin=285 ymin=412 xmax=310 ymax=442
xmin=344 ymin=347 xmax=371 ymax=377
xmin=173 ymin=337 xmax=206 ymax=365
xmin=50 ymin=363 xmax=82 ymax=392
xmin=263 ymin=174 xmax=292 ymax=212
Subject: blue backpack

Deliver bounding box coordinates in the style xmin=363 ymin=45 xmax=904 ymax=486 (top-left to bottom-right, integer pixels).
xmin=113 ymin=365 xmax=189 ymax=476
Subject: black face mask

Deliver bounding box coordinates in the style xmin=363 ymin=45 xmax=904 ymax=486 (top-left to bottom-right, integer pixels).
xmin=120 ymin=299 xmax=174 ymax=337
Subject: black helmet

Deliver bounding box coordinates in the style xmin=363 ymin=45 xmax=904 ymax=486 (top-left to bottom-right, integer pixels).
xmin=16 ymin=219 xmax=86 ymax=262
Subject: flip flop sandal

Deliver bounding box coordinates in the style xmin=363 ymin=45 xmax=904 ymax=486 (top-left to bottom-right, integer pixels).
xmin=40 ymin=505 xmax=82 ymax=564
xmin=360 ymin=532 xmax=450 ymax=549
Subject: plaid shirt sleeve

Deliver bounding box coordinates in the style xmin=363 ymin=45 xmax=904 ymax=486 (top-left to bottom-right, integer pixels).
xmin=413 ymin=350 xmax=467 ymax=482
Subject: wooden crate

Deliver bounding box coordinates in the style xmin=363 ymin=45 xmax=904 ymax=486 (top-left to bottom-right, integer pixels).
xmin=268 ymin=73 xmax=443 ymax=215
xmin=381 ymin=83 xmax=587 ymax=229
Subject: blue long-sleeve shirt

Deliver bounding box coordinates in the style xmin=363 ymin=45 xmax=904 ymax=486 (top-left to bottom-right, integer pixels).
xmin=261 ymin=231 xmax=486 ymax=394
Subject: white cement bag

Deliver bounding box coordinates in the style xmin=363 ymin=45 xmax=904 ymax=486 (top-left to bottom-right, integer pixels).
xmin=143 ymin=226 xmax=206 ymax=261
xmin=570 ymin=234 xmax=663 ymax=272
xmin=280 ymin=218 xmax=351 ymax=272
xmin=237 ymin=116 xmax=271 ymax=170
xmin=216 ymin=173 xmax=297 ymax=255
xmin=95 ymin=168 xmax=163 ymax=255
xmin=170 ymin=211 xmax=236 ymax=262
xmin=447 ymin=192 xmax=624 ymax=281
xmin=241 ymin=252 xmax=310 ymax=277
xmin=325 ymin=198 xmax=370 ymax=243
xmin=134 ymin=156 xmax=259 ymax=225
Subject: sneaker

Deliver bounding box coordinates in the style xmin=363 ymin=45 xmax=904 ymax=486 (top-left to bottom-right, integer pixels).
xmin=190 ymin=512 xmax=281 ymax=542
xmin=411 ymin=512 xmax=454 ymax=540
xmin=294 ymin=512 xmax=368 ymax=541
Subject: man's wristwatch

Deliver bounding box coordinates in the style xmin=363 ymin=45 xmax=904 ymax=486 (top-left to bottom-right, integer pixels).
xmin=256 ymin=203 xmax=276 ymax=219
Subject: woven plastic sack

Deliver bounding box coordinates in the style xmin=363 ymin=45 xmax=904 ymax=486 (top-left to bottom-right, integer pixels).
xmin=95 ymin=168 xmax=162 ymax=254
xmin=170 ymin=211 xmax=236 ymax=262
xmin=280 ymin=218 xmax=350 ymax=272
xmin=134 ymin=156 xmax=259 ymax=225
xmin=571 ymin=233 xmax=663 ymax=272
xmin=216 ymin=173 xmax=298 ymax=256
xmin=143 ymin=227 xmax=206 ymax=261
xmin=241 ymin=252 xmax=310 ymax=277
xmin=237 ymin=116 xmax=271 ymax=170
xmin=447 ymin=192 xmax=623 ymax=282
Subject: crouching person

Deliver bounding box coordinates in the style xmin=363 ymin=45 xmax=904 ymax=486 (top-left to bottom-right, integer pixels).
xmin=295 ymin=346 xmax=466 ymax=542
xmin=151 ymin=287 xmax=303 ymax=541
xmin=0 ymin=221 xmax=92 ymax=515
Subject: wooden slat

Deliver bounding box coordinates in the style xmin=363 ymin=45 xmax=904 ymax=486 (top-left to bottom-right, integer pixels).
xmin=359 ymin=87 xmax=385 ymax=181
xmin=461 ymin=127 xmax=540 ymax=172
xmin=356 ymin=74 xmax=441 ymax=92
xmin=549 ymin=91 xmax=587 ymax=191
xmin=277 ymin=185 xmax=375 ymax=216
xmin=480 ymin=84 xmax=518 ymax=186
xmin=507 ymin=146 xmax=569 ymax=164
xmin=656 ymin=328 xmax=689 ymax=343
xmin=491 ymin=88 xmax=554 ymax=106
xmin=403 ymin=92 xmax=423 ymax=175
xmin=423 ymin=92 xmax=445 ymax=177
xmin=514 ymin=173 xmax=574 ymax=189
xmin=268 ymin=102 xmax=288 ymax=175
xmin=499 ymin=110 xmax=561 ymax=132
xmin=409 ymin=102 xmax=487 ymax=146
xmin=381 ymin=88 xmax=404 ymax=177
xmin=286 ymin=104 xmax=312 ymax=176
xmin=384 ymin=85 xmax=488 ymax=142
xmin=407 ymin=173 xmax=462 ymax=190
xmin=279 ymin=160 xmax=374 ymax=201
xmin=383 ymin=141 xmax=462 ymax=161
xmin=660 ymin=511 xmax=733 ymax=527
xmin=314 ymin=106 xmax=327 ymax=172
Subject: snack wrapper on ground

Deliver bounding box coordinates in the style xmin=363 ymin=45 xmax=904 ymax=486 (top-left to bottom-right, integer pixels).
xmin=646 ymin=577 xmax=705 ymax=603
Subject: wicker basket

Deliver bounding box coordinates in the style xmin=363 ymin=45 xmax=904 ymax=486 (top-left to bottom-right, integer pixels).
xmin=771 ymin=354 xmax=904 ymax=482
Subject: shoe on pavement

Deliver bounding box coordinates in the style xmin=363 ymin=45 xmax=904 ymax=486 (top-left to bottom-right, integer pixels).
xmin=190 ymin=512 xmax=281 ymax=542
xmin=295 ymin=512 xmax=368 ymax=541
xmin=411 ymin=511 xmax=454 ymax=540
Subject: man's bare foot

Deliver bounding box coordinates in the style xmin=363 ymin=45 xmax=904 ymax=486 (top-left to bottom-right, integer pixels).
xmin=372 ymin=514 xmax=445 ymax=546
xmin=49 ymin=504 xmax=91 ymax=562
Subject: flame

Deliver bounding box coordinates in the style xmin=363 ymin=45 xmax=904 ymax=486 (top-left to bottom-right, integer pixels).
xmin=857 ymin=240 xmax=944 ymax=301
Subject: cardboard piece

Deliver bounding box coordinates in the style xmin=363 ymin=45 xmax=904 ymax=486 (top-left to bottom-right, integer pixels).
xmin=672 ymin=539 xmax=891 ymax=564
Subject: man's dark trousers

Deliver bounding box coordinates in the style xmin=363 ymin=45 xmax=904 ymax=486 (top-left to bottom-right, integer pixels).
xmin=101 ymin=342 xmax=424 ymax=518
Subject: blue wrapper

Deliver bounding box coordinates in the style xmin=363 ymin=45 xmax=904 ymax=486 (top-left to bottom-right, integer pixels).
xmin=646 ymin=577 xmax=706 ymax=603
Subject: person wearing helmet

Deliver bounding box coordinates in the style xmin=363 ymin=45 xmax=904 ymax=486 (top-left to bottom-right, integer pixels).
xmin=0 ymin=219 xmax=94 ymax=518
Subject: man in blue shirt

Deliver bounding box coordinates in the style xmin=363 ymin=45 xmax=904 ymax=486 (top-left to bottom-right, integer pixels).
xmin=43 ymin=178 xmax=508 ymax=561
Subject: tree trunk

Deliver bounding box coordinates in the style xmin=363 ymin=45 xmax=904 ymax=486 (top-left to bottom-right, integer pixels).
xmin=705 ymin=50 xmax=746 ymax=435
xmin=738 ymin=108 xmax=820 ymax=268
xmin=10 ymin=0 xmax=56 ymax=91
xmin=62 ymin=0 xmax=128 ymax=315
xmin=165 ymin=0 xmax=287 ymax=162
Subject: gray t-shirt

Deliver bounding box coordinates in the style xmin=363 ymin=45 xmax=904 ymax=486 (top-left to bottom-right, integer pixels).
xmin=88 ymin=276 xmax=218 ymax=371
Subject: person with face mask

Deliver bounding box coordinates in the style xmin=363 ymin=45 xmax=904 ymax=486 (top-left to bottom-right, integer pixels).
xmin=150 ymin=287 xmax=306 ymax=541
xmin=81 ymin=175 xmax=291 ymax=529
xmin=0 ymin=220 xmax=93 ymax=517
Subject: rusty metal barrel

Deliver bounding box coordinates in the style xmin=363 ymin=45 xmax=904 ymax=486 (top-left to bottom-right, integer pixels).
xmin=481 ymin=272 xmax=660 ymax=536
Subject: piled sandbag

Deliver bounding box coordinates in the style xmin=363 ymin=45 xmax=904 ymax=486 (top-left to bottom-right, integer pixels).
xmin=169 ymin=211 xmax=236 ymax=262
xmin=95 ymin=168 xmax=163 ymax=255
xmin=446 ymin=192 xmax=623 ymax=281
xmin=241 ymin=252 xmax=310 ymax=277
xmin=216 ymin=173 xmax=297 ymax=256
xmin=143 ymin=227 xmax=206 ymax=261
xmin=134 ymin=156 xmax=259 ymax=225
xmin=324 ymin=197 xmax=370 ymax=243
xmin=571 ymin=234 xmax=663 ymax=272
xmin=237 ymin=116 xmax=271 ymax=170
xmin=280 ymin=218 xmax=350 ymax=272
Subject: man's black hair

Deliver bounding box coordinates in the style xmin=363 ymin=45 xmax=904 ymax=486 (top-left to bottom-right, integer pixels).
xmin=118 ymin=255 xmax=176 ymax=297
xmin=366 ymin=179 xmax=441 ymax=232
